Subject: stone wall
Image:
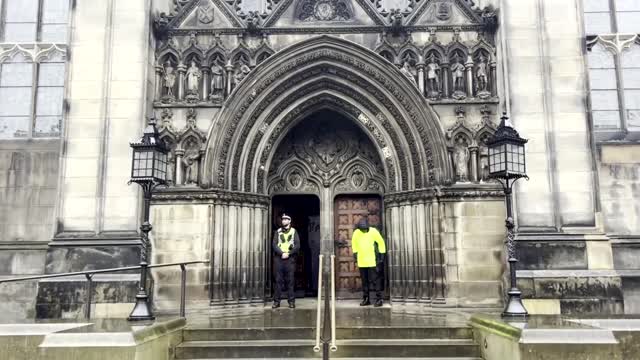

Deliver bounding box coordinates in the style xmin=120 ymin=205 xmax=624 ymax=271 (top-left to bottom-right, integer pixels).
xmin=0 ymin=140 xmax=60 ymax=319
xmin=504 ymin=0 xmax=597 ymax=230
xmin=384 ymin=186 xmax=506 ymax=307
xmin=150 ymin=189 xmax=269 ymax=312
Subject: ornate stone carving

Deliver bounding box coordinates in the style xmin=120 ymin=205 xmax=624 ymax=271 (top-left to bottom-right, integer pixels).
xmin=211 ymin=39 xmax=455 ymax=193
xmin=296 ymin=0 xmax=352 ymax=21
xmin=287 ymin=169 xmax=304 ymax=189
xmin=435 ymin=2 xmax=452 ymax=21
xmin=197 ymin=4 xmax=215 ymax=24
xmin=268 ymin=115 xmax=385 ymax=195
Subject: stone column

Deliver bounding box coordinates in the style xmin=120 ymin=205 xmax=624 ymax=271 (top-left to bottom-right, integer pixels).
xmin=469 ymin=146 xmax=478 ymax=183
xmin=177 ymin=62 xmax=186 ymax=101
xmin=319 ymin=186 xmax=333 ymax=260
xmin=174 ymin=149 xmax=184 ymax=185
xmin=201 ymin=68 xmax=209 ymax=102
xmin=155 ymin=63 xmax=163 ymax=100
xmin=441 ymin=62 xmax=450 ymax=98
xmin=225 ymin=61 xmax=234 ymax=95
xmin=465 ymin=55 xmax=474 ymax=97
xmin=416 ymin=56 xmax=425 ymax=96
xmin=489 ymin=55 xmax=498 ymax=97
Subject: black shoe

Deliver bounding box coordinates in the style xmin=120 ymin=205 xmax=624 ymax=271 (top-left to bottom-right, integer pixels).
xmin=360 ymin=297 xmax=371 ymax=306
xmin=374 ymin=299 xmax=383 ymax=307
xmin=288 ymin=302 xmax=295 ymax=309
xmin=272 ymin=302 xmax=280 ymax=309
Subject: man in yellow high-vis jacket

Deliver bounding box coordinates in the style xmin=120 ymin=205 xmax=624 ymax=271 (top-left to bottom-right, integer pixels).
xmin=351 ymin=218 xmax=386 ymax=307
xmin=272 ymin=213 xmax=300 ymax=309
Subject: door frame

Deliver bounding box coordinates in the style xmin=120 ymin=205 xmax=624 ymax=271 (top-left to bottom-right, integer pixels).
xmin=332 ymin=192 xmax=385 ymax=299
xmin=267 ymin=193 xmax=321 ymax=300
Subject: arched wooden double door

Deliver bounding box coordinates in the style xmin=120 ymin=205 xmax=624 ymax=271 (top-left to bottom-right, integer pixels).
xmin=334 ymin=194 xmax=383 ymax=299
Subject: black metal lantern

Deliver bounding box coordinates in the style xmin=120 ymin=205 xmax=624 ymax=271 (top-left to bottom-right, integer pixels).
xmin=487 ymin=114 xmax=527 ymax=180
xmin=130 ymin=119 xmax=169 ymax=185
xmin=127 ymin=117 xmax=167 ymax=321
xmin=487 ymin=112 xmax=529 ymax=318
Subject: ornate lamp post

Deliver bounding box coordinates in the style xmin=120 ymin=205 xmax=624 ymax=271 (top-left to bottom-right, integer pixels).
xmin=487 ymin=112 xmax=529 ymax=318
xmin=128 ymin=117 xmax=169 ymax=321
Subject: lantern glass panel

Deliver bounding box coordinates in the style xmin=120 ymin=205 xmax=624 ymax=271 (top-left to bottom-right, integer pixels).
xmin=132 ymin=149 xmax=154 ymax=179
xmin=153 ymin=151 xmax=168 ymax=182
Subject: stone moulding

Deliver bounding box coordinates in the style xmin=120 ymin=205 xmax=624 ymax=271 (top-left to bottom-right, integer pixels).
xmin=151 ymin=188 xmax=270 ymax=206
xmin=383 ymin=184 xmax=504 ymax=206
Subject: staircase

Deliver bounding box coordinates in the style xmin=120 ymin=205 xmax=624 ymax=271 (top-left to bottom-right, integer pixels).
xmin=173 ymin=308 xmax=482 ymax=359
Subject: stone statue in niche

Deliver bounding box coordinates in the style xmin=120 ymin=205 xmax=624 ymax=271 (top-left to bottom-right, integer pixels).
xmin=233 ymin=63 xmax=251 ymax=87
xmin=453 ymin=137 xmax=470 ymax=182
xmin=185 ymin=60 xmax=202 ymax=104
xmin=426 ymin=54 xmax=441 ymax=98
xmin=450 ymin=56 xmax=466 ymax=100
xmin=479 ymin=151 xmax=489 ymax=181
xmin=210 ymin=63 xmax=225 ymax=100
xmin=162 ymin=60 xmax=177 ymax=102
xmin=475 ymin=55 xmax=491 ymax=99
xmin=166 ymin=150 xmax=176 ymax=185
xmin=183 ymin=148 xmax=201 ymax=185
xmin=400 ymin=61 xmax=417 ymax=86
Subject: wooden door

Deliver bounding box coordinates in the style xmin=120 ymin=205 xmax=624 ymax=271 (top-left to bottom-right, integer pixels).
xmin=334 ymin=195 xmax=382 ymax=298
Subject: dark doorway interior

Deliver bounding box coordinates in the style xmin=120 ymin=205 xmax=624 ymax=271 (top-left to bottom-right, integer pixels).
xmin=271 ymin=194 xmax=321 ymax=298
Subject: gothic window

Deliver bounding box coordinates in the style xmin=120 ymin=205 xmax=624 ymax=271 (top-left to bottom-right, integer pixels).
xmin=0 ymin=55 xmax=33 ymax=138
xmin=583 ymin=0 xmax=640 ymax=140
xmin=622 ymin=45 xmax=640 ymax=129
xmin=0 ymin=0 xmax=68 ymax=139
xmin=0 ymin=53 xmax=65 ymax=139
xmin=34 ymin=54 xmax=65 ymax=136
xmin=1 ymin=0 xmax=70 ymax=43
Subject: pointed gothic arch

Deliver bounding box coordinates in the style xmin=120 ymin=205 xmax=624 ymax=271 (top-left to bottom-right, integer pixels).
xmin=202 ymin=35 xmax=453 ymax=193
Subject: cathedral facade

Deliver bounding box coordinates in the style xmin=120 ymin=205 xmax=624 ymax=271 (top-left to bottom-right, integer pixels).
xmin=1 ymin=0 xmax=639 ymax=318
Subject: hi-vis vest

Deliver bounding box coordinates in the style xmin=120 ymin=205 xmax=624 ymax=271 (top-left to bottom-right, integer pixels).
xmin=277 ymin=228 xmax=296 ymax=254
xmin=351 ymin=227 xmax=386 ymax=268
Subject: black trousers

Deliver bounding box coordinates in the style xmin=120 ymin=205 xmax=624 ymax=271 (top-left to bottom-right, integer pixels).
xmin=360 ymin=265 xmax=383 ymax=301
xmin=274 ymin=257 xmax=296 ymax=303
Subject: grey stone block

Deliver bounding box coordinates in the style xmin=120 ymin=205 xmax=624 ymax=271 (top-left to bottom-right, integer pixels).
xmin=45 ymin=246 xmax=140 ymax=273
xmin=517 ymin=241 xmax=587 ymax=270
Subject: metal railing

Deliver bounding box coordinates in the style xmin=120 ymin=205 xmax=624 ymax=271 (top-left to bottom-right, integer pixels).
xmin=0 ymin=260 xmax=208 ymax=319
xmin=313 ymin=254 xmax=337 ymax=358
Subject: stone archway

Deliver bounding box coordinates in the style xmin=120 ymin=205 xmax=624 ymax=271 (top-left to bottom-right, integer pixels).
xmin=198 ymin=35 xmax=460 ymax=306
xmin=202 ymin=35 xmax=453 ymax=193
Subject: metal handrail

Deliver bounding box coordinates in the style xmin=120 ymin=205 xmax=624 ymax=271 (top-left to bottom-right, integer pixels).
xmin=330 ymin=254 xmax=337 ymax=351
xmin=0 ymin=260 xmax=209 ymax=319
xmin=313 ymin=255 xmax=324 ymax=352
xmin=313 ymin=254 xmax=338 ymax=358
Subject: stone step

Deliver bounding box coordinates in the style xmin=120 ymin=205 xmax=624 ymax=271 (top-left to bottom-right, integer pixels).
xmin=185 ymin=358 xmax=483 ymax=360
xmin=174 ymin=339 xmax=480 ymax=359
xmin=184 ymin=326 xmax=473 ymax=341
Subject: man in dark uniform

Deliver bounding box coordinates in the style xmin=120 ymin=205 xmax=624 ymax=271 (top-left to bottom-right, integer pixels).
xmin=272 ymin=213 xmax=300 ymax=309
